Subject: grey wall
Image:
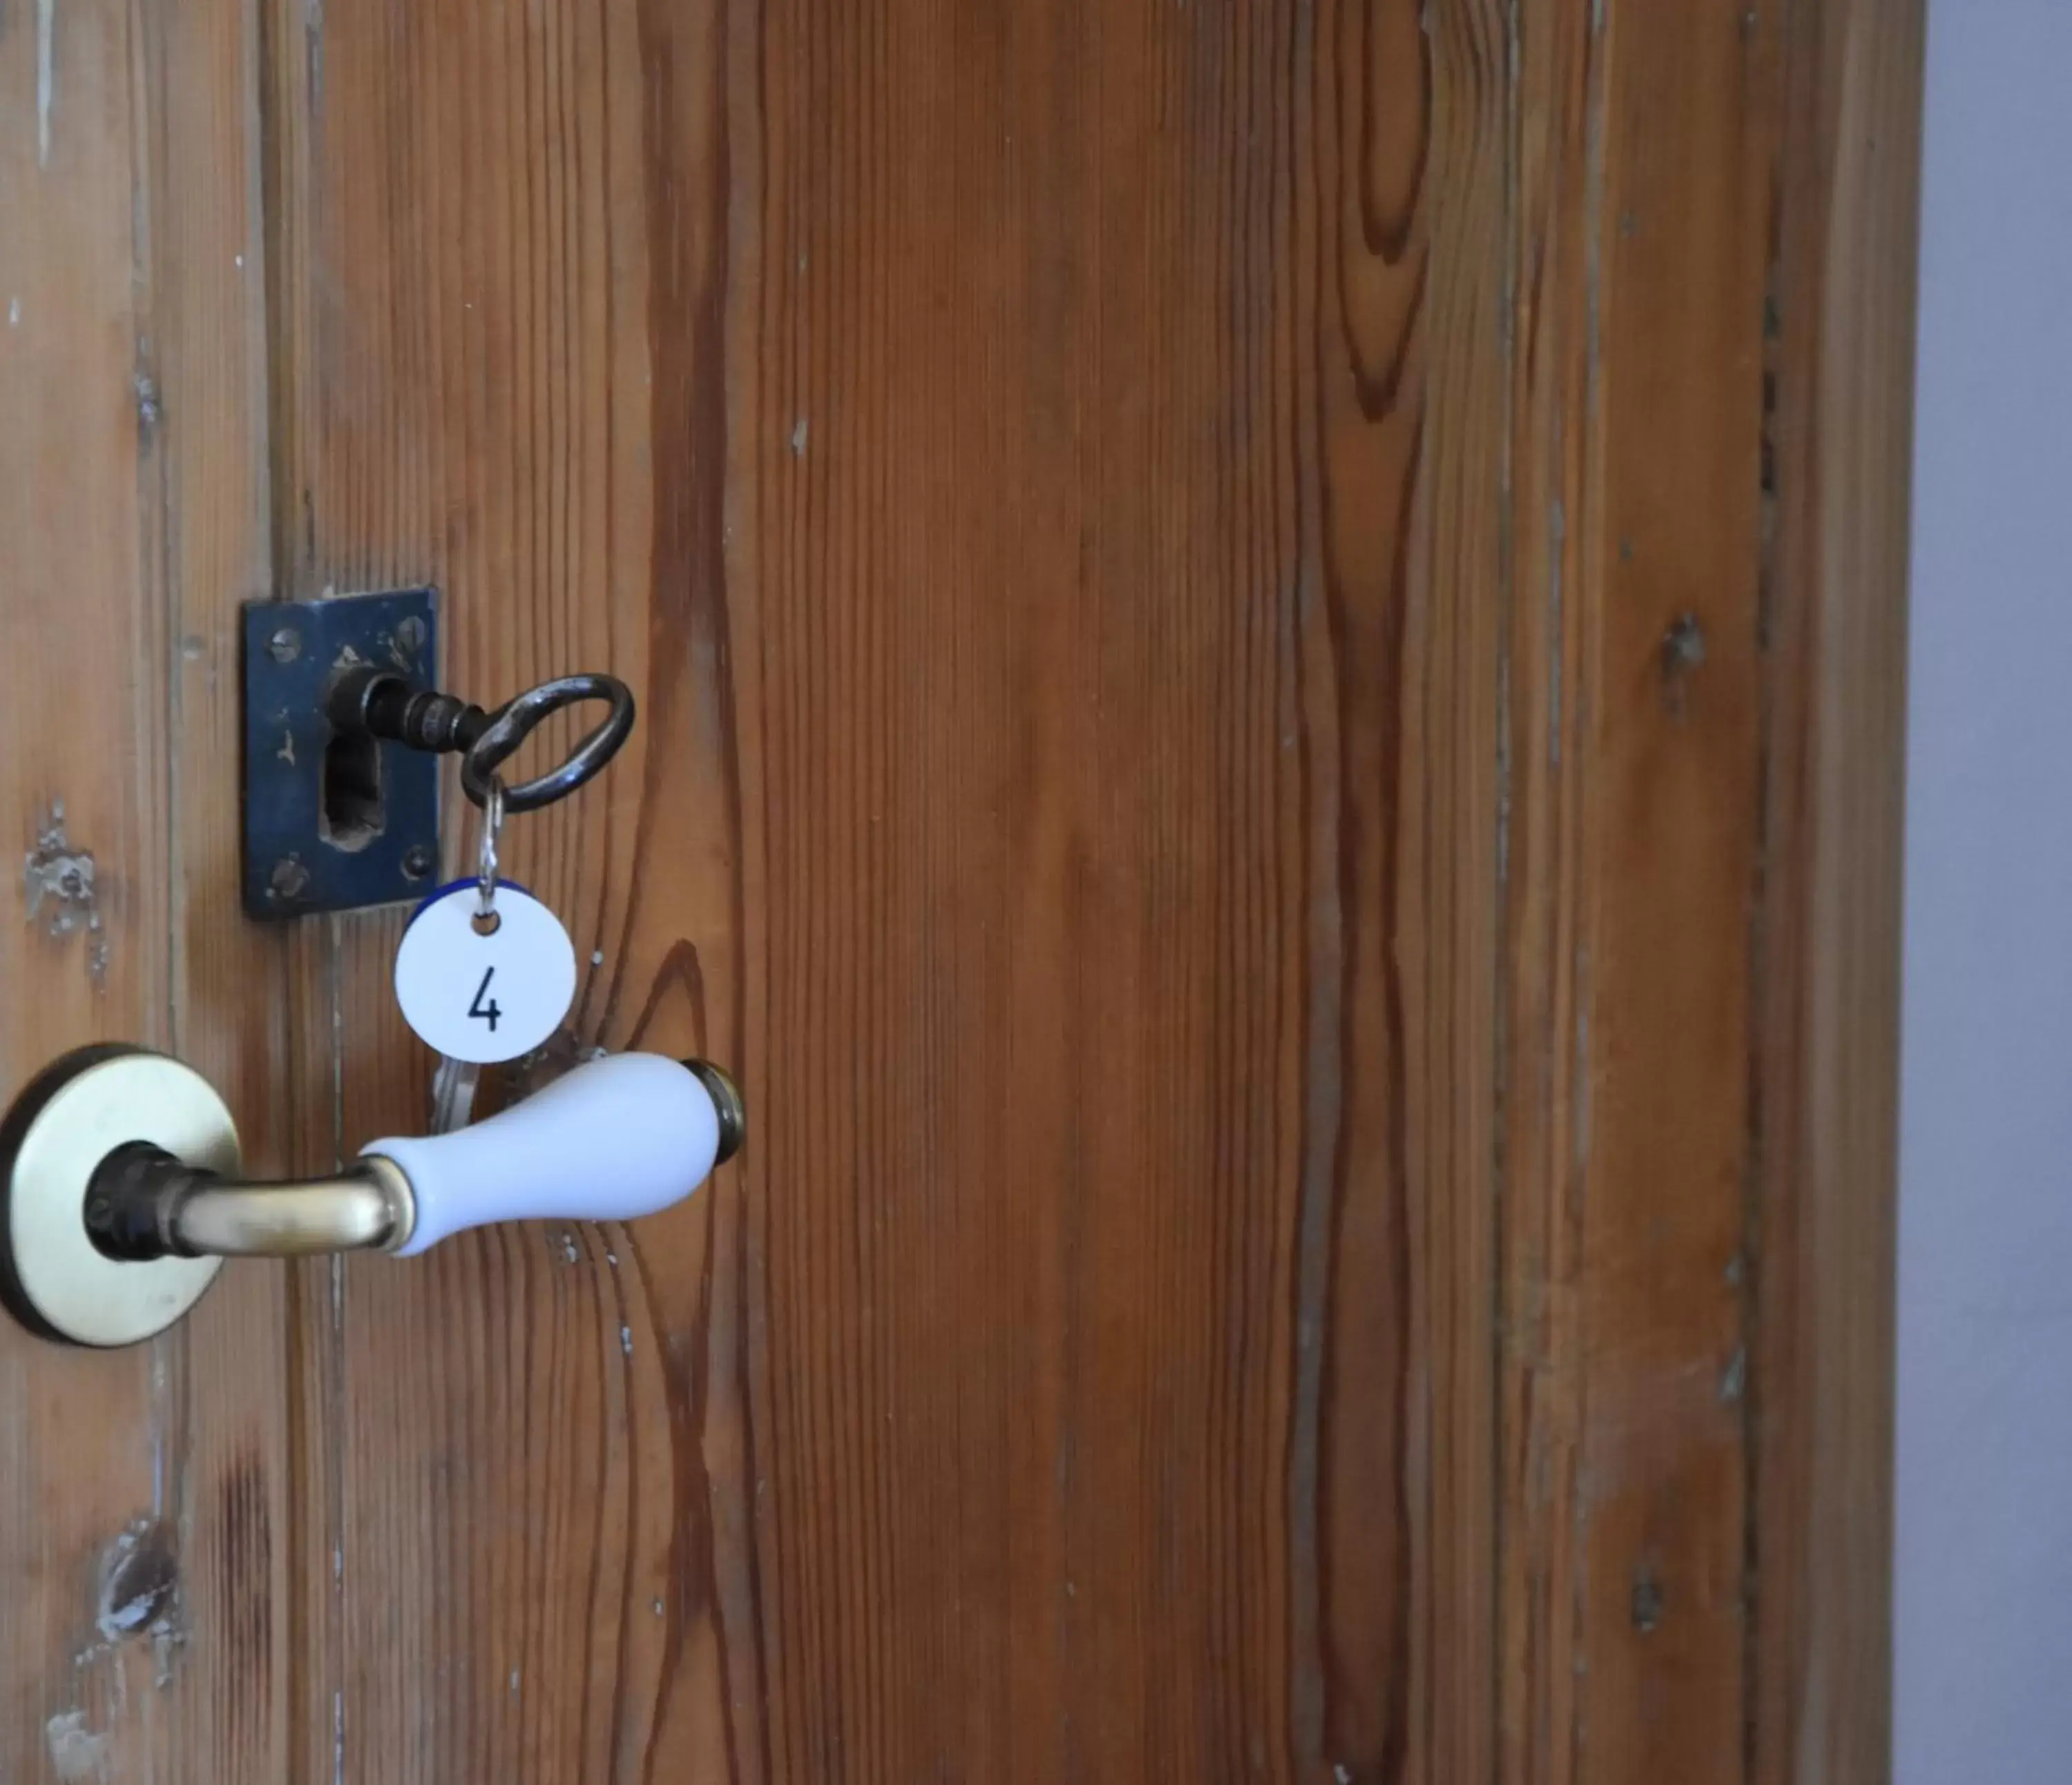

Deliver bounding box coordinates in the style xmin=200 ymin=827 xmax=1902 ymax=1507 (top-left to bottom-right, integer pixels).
xmin=1897 ymin=6 xmax=2072 ymax=1779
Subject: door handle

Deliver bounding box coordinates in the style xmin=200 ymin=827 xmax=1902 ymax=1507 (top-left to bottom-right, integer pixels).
xmin=0 ymin=1046 xmax=744 ymax=1348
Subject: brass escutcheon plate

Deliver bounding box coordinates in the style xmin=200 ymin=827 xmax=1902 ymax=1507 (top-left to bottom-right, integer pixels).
xmin=0 ymin=1047 xmax=238 ymax=1347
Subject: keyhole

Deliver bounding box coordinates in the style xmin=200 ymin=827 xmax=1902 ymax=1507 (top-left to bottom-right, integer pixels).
xmin=321 ymin=727 xmax=385 ymax=850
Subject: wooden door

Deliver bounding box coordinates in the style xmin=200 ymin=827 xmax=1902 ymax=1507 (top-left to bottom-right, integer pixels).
xmin=0 ymin=1 xmax=1919 ymax=1779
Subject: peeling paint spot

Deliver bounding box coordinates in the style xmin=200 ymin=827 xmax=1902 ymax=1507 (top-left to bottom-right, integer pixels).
xmin=1660 ymin=613 xmax=1708 ymax=720
xmin=44 ymin=1710 xmax=106 ymax=1781
xmin=305 ymin=1 xmax=325 ymax=63
xmin=509 ymin=1667 xmax=520 ymax=1695
xmin=561 ymin=1232 xmax=579 ymax=1265
xmin=651 ymin=1598 xmax=665 ymax=1617
xmin=36 ymin=0 xmax=55 ymax=168
xmin=26 ymin=801 xmax=106 ymax=990
xmin=7 ymin=296 xmax=19 ymax=327
xmin=133 ymin=370 xmax=161 ymax=441
xmin=1718 ymin=1346 xmax=1747 ymax=1405
xmin=1631 ymin=1567 xmax=1665 ymax=1633
xmin=278 ymin=727 xmax=296 ymax=765
xmin=1662 ymin=612 xmax=1708 ymax=674
xmin=24 ymin=807 xmax=91 ymax=926
xmin=98 ymin=1517 xmax=180 ymax=1643
xmin=789 ymin=418 xmax=809 ymax=456
xmin=620 ymin=1325 xmax=633 ymax=1356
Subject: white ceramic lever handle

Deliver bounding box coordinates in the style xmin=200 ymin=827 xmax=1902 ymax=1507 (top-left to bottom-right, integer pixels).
xmin=362 ymin=1053 xmax=736 ymax=1257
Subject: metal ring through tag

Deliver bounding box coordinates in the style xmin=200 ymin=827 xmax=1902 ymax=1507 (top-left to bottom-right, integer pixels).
xmin=475 ymin=776 xmax=506 ymax=933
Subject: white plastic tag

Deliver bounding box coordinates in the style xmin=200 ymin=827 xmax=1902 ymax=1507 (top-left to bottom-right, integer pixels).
xmin=394 ymin=882 xmax=577 ymax=1064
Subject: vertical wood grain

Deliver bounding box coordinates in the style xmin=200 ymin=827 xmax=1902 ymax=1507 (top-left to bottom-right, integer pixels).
xmin=252 ymin=0 xmax=1921 ymax=1778
xmin=0 ymin=0 xmax=1915 ymax=1777
xmin=1501 ymin=6 xmax=1596 ymax=1775
xmin=0 ymin=4 xmax=168 ymax=1773
xmin=1506 ymin=1 xmax=1782 ymax=1779
xmin=1582 ymin=6 xmax=1775 ymax=1778
xmin=1752 ymin=3 xmax=1922 ymax=1780
xmin=263 ymin=0 xmax=742 ymax=1775
xmin=136 ymin=0 xmax=293 ymax=1775
xmin=1503 ymin=4 xmax=1920 ymax=1784
xmin=261 ymin=0 xmax=1517 ymax=1776
xmin=0 ymin=0 xmax=282 ymax=1778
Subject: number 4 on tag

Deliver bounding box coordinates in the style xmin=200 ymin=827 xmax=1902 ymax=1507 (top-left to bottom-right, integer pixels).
xmin=396 ymin=884 xmax=575 ymax=1065
xmin=470 ymin=967 xmax=503 ymax=1033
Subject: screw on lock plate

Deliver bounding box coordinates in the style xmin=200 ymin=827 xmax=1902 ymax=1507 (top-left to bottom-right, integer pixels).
xmin=240 ymin=589 xmax=637 ymax=918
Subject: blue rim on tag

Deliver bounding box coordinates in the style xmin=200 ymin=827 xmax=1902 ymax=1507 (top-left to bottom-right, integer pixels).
xmin=405 ymin=877 xmax=537 ymax=932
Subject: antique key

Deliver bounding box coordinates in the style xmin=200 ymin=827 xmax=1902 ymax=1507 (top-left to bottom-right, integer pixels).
xmin=327 ymin=665 xmax=635 ymax=813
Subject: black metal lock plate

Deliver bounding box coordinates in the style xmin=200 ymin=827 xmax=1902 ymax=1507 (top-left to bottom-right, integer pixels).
xmin=242 ymin=590 xmax=441 ymax=918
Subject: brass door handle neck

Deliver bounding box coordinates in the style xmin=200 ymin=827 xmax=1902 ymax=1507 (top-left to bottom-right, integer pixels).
xmin=84 ymin=1145 xmax=417 ymax=1261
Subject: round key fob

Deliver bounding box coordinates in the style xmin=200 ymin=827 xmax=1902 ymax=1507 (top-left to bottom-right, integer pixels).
xmin=394 ymin=882 xmax=577 ymax=1065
